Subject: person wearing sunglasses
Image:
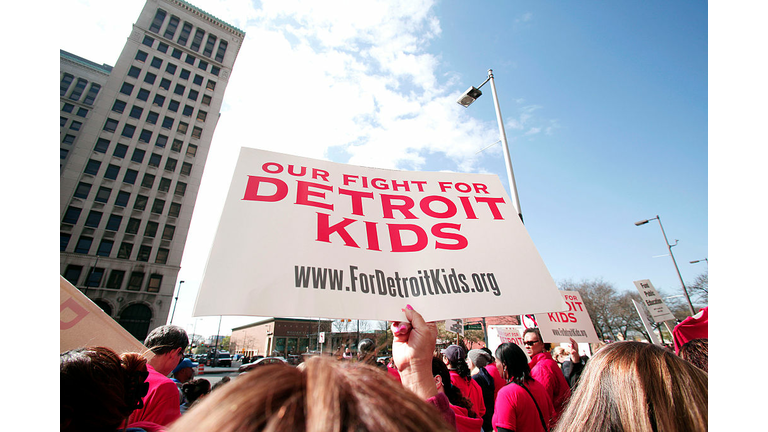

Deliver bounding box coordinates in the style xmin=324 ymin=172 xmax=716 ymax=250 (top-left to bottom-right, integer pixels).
xmin=522 ymin=328 xmax=571 ymax=425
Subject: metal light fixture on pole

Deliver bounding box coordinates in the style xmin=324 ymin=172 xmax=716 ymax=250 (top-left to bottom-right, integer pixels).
xmin=169 ymin=280 xmax=184 ymax=324
xmin=690 ymin=258 xmax=708 ymax=265
xmin=634 ymin=215 xmax=696 ymax=315
xmin=457 ymin=69 xmax=523 ymax=223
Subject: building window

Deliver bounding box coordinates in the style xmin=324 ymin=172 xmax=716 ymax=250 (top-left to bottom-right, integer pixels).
xmin=60 ymin=116 xmax=68 ymax=127
xmin=129 ymin=105 xmax=143 ymax=119
xmin=128 ymin=66 xmax=141 ymax=78
xmin=174 ymin=182 xmax=187 ymax=197
xmin=162 ymin=225 xmax=175 ymax=241
xmin=126 ymin=218 xmax=141 ymax=234
xmin=190 ymin=28 xmax=205 ymax=52
xmin=115 ymin=191 xmax=131 ymax=207
xmin=178 ymin=22 xmax=193 ymax=45
xmin=164 ymin=15 xmax=180 ymax=39
xmin=158 ymin=177 xmax=171 ymax=192
xmin=157 ymin=42 xmax=169 ymax=53
xmin=137 ymin=88 xmax=150 ymax=101
xmin=151 ymin=57 xmax=163 ymax=69
xmin=171 ymin=139 xmax=183 ymax=152
xmin=69 ymin=78 xmax=88 ymax=101
xmin=63 ymin=265 xmax=83 ymax=285
xmin=132 ymin=149 xmax=146 ymax=163
xmin=166 ymin=63 xmax=177 ymax=75
xmin=112 ymin=100 xmax=127 ymax=113
xmin=193 ymin=74 xmax=203 ymax=86
xmin=76 ymin=107 xmax=89 ymax=117
xmin=134 ymin=195 xmax=148 ymax=211
xmin=151 ymin=198 xmax=165 ymax=214
xmin=127 ymin=271 xmax=144 ymax=290
xmin=85 ymin=210 xmax=102 ymax=228
xmin=74 ymin=182 xmax=92 ymax=199
xmin=197 ymin=60 xmax=208 ymax=71
xmin=104 ymin=164 xmax=120 ymax=180
xmin=123 ymin=169 xmax=138 ymax=185
xmin=83 ymin=84 xmax=101 ymax=105
xmin=118 ymin=242 xmax=134 ymax=259
xmin=188 ymin=89 xmax=199 ymax=101
xmin=177 ymin=122 xmax=188 ymax=134
xmin=113 ymin=144 xmax=128 ymax=159
xmin=171 ymin=48 xmax=182 ymax=59
xmin=180 ymin=69 xmax=190 ymax=80
xmin=94 ymin=138 xmax=110 ymax=153
xmin=168 ymin=202 xmax=181 ymax=218
xmin=63 ymin=135 xmax=76 ymax=145
xmin=165 ymin=158 xmax=177 ymax=172
xmin=146 ymin=111 xmax=159 ymax=124
xmin=181 ymin=105 xmax=193 ymax=117
xmin=186 ymin=144 xmax=197 ymax=157
xmin=185 ymin=54 xmax=195 ymax=65
xmin=159 ymin=78 xmax=171 ymax=90
xmin=135 ymin=50 xmax=148 ymax=62
xmin=61 ymin=233 xmax=71 ymax=251
xmin=85 ymin=267 xmax=105 ymax=287
xmin=215 ymin=40 xmax=228 ymax=63
xmin=155 ymin=248 xmax=169 ymax=264
xmin=120 ymin=82 xmax=134 ymax=96
xmin=139 ymin=129 xmax=153 ymax=143
xmin=153 ymin=94 xmax=166 ymax=107
xmin=84 ymin=159 xmax=101 ymax=175
xmin=149 ymin=153 xmax=162 ymax=167
xmin=61 ymin=148 xmax=69 ymax=159
xmin=180 ymin=162 xmax=192 ymax=176
xmin=62 ymin=206 xmax=82 ymax=225
xmin=174 ymin=84 xmax=185 ymax=96
xmin=121 ymin=124 xmax=136 ymax=139
xmin=191 ymin=126 xmax=202 ymax=139
xmin=203 ymin=34 xmax=217 ymax=57
xmin=106 ymin=214 xmax=122 ymax=231
xmin=106 ymin=270 xmax=125 ymax=289
xmin=141 ymin=173 xmax=155 ymax=188
xmin=147 ymin=274 xmax=163 ymax=292
xmin=149 ymin=8 xmax=167 ymax=33
xmin=202 ymin=95 xmax=212 ymax=106
xmin=162 ymin=116 xmax=174 ymax=129
xmin=144 ymin=221 xmax=159 ymax=237
xmin=97 ymin=240 xmax=114 ymax=257
xmin=69 ymin=121 xmax=82 ymax=131
xmin=142 ymin=35 xmax=155 ymax=47
xmin=196 ymin=111 xmax=207 ymax=122
xmin=211 ymin=65 xmax=220 ymax=76
xmin=144 ymin=72 xmax=157 ymax=85
xmin=137 ymin=245 xmax=152 ymax=262
xmin=103 ymin=118 xmax=119 ymax=132
xmin=168 ymin=99 xmax=180 ymax=112
xmin=95 ymin=187 xmax=112 ymax=203
xmin=61 ymin=73 xmax=74 ymax=96
xmin=62 ymin=102 xmax=75 ymax=113
xmin=74 ymin=236 xmax=93 ymax=254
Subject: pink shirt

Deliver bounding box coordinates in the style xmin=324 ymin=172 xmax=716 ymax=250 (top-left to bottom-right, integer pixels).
xmin=528 ymin=352 xmax=571 ymax=424
xmin=450 ymin=404 xmax=484 ymax=432
xmin=485 ymin=362 xmax=506 ymax=399
xmin=492 ymin=380 xmax=554 ymax=432
xmin=450 ymin=370 xmax=486 ymax=418
xmin=127 ymin=365 xmax=181 ymax=427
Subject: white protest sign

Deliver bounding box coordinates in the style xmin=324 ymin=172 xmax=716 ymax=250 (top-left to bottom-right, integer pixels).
xmin=487 ymin=325 xmax=527 ymax=356
xmin=528 ymin=290 xmax=600 ymax=344
xmin=194 ymin=148 xmax=566 ymax=322
xmin=60 ymin=276 xmax=151 ymax=356
xmin=633 ymin=279 xmax=675 ymax=323
xmin=632 ymin=298 xmax=662 ymax=345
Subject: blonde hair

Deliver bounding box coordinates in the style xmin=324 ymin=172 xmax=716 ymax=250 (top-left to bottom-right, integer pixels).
xmin=169 ymin=356 xmax=454 ymax=432
xmin=553 ymin=341 xmax=707 ymax=432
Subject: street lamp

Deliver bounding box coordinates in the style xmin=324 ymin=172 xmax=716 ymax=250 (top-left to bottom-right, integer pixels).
xmin=690 ymin=258 xmax=708 ymax=264
xmin=169 ymin=280 xmax=184 ymax=324
xmin=457 ymin=69 xmax=523 ymax=223
xmin=634 ymin=215 xmax=696 ymax=315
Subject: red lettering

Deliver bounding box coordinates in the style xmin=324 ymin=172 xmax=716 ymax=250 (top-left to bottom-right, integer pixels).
xmin=295 ymin=181 xmax=333 ymax=210
xmin=365 ymin=221 xmax=380 ymax=251
xmin=312 ymin=168 xmax=330 ymax=182
xmin=420 ymin=195 xmax=457 ymax=219
xmin=475 ymin=196 xmax=506 ymax=219
xmin=316 ymin=213 xmax=359 ymax=248
xmin=242 ymin=176 xmax=288 ymax=202
xmin=381 ymin=194 xmax=417 ymax=219
xmin=388 ymin=224 xmax=428 ymax=252
xmin=473 ymin=183 xmax=489 ymax=194
xmin=432 ymin=223 xmax=468 ymax=250
xmin=338 ymin=188 xmax=374 ymax=216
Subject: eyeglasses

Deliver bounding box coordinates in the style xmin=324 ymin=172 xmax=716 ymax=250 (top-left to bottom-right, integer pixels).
xmin=523 ymin=340 xmax=540 ymax=346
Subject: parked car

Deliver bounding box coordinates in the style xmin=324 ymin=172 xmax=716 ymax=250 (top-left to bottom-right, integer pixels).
xmin=207 ymin=350 xmax=232 ymax=367
xmin=238 ymin=356 xmax=287 ymax=373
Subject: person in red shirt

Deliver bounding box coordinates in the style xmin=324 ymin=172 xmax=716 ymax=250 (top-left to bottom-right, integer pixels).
xmin=481 ymin=347 xmax=506 ymax=399
xmin=523 ymin=328 xmax=571 ymax=425
xmin=441 ymin=345 xmax=486 ymax=419
xmin=127 ymin=325 xmax=189 ymax=429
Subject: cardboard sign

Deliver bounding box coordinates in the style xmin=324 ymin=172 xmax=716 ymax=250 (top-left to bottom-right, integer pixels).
xmin=633 ymin=279 xmax=675 ymax=323
xmin=194 ymin=148 xmax=566 ymax=322
xmin=487 ymin=325 xmax=527 ymax=356
xmin=632 ymin=298 xmax=662 ymax=345
xmin=528 ymin=290 xmax=600 ymax=344
xmin=60 ymin=276 xmax=151 ymax=356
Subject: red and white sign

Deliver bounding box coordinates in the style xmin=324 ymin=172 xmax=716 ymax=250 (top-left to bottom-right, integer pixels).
xmin=193 ymin=148 xmax=565 ymax=322
xmin=527 ymin=290 xmax=600 ymax=344
xmin=487 ymin=325 xmax=527 ymax=356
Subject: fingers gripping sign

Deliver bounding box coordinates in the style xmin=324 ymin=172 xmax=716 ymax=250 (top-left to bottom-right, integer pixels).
xmin=391 ymin=305 xmax=438 ymax=400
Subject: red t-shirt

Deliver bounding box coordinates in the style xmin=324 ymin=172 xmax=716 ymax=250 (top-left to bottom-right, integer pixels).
xmin=450 ymin=370 xmax=486 ymax=418
xmin=528 ymin=352 xmax=570 ymax=424
xmin=127 ymin=364 xmax=181 ymax=427
xmin=485 ymin=362 xmax=506 ymax=399
xmin=451 ymin=403 xmax=484 ymax=432
xmin=492 ymin=380 xmax=554 ymax=432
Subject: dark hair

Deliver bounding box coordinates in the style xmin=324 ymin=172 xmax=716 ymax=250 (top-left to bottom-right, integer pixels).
xmin=480 ymin=347 xmax=494 ymax=361
xmin=431 ymin=356 xmax=476 ymax=418
xmin=168 ymin=356 xmax=454 ymax=431
xmin=61 ymin=347 xmax=149 ymax=432
xmin=143 ymin=325 xmax=189 ymax=355
xmin=444 ymin=349 xmax=472 ymax=382
xmin=679 ymin=338 xmax=708 ymax=373
xmin=523 ymin=328 xmax=551 ymax=350
xmin=494 ymin=342 xmax=532 ymax=385
xmin=183 ymin=378 xmax=211 ymax=405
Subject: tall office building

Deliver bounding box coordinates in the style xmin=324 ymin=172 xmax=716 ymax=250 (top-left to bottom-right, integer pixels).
xmin=60 ymin=0 xmax=244 ymax=340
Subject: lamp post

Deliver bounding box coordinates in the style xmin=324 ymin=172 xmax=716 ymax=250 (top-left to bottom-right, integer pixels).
xmin=169 ymin=280 xmax=184 ymax=324
xmin=457 ymin=69 xmax=523 ymax=223
xmin=634 ymin=215 xmax=696 ymax=315
xmin=690 ymin=258 xmax=708 ymax=265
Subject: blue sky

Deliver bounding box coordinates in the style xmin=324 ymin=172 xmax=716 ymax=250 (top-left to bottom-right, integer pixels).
xmin=55 ymin=0 xmax=711 ymax=337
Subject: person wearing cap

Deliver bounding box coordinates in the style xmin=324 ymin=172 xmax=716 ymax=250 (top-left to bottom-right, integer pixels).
xmin=442 ymin=345 xmax=485 ymax=419
xmin=172 ymin=358 xmax=198 ymax=405
xmin=467 ymin=349 xmax=495 ymax=432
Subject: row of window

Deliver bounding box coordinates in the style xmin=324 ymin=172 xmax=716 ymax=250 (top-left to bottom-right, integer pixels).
xmin=111 ymin=98 xmax=208 ymax=128
xmin=140 ymin=34 xmax=222 ymax=78
xmin=148 ymin=8 xmax=229 ymax=64
xmin=65 ymin=177 xmax=185 ymax=216
xmin=61 ymin=102 xmax=89 ymax=118
xmin=95 ymin=134 xmax=197 ymax=159
xmin=60 ymin=73 xmax=102 ymax=105
xmin=130 ymin=49 xmax=218 ymax=91
xmin=61 ymin=230 xmax=173 ymax=263
xmin=63 ymin=264 xmax=163 ymax=292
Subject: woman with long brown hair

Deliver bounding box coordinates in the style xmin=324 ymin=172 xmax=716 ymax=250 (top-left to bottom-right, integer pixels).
xmin=553 ymin=341 xmax=708 ymax=432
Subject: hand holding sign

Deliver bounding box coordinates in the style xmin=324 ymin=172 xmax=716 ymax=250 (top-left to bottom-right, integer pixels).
xmin=391 ymin=305 xmax=438 ymax=400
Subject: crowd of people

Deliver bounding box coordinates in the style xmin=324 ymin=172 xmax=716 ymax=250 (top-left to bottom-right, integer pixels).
xmin=61 ymin=307 xmax=708 ymax=431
